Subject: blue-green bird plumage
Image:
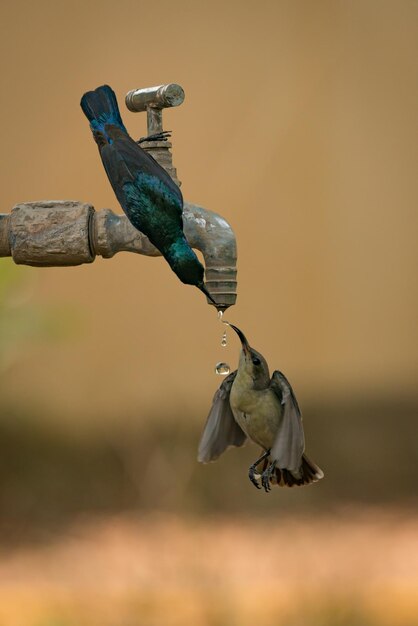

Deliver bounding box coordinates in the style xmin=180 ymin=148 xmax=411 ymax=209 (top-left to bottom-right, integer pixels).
xmin=80 ymin=85 xmax=206 ymax=290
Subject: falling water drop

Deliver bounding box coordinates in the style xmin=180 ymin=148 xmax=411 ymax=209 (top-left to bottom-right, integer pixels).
xmin=215 ymin=310 xmax=229 ymax=373
xmin=218 ymin=310 xmax=228 ymax=347
xmin=215 ymin=362 xmax=230 ymax=376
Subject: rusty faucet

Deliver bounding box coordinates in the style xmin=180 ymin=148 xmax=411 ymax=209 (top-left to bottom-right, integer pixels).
xmin=0 ymin=83 xmax=237 ymax=310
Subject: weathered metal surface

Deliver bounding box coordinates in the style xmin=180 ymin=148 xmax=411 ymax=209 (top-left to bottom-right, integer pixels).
xmin=92 ymin=207 xmax=159 ymax=258
xmin=7 ymin=201 xmax=95 ymax=267
xmin=183 ymin=203 xmax=237 ymax=309
xmin=139 ymin=140 xmax=180 ymax=186
xmin=125 ymin=84 xmax=185 ymax=113
xmin=147 ymin=107 xmax=164 ymax=135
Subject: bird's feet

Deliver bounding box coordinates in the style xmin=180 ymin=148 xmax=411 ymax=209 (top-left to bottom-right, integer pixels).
xmin=137 ymin=131 xmax=172 ymax=144
xmin=261 ymin=461 xmax=276 ymax=493
xmin=248 ymin=450 xmax=270 ymax=490
xmin=248 ymin=464 xmax=262 ymax=489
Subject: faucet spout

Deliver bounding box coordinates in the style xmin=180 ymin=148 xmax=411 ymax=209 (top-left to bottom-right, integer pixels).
xmin=92 ymin=201 xmax=237 ymax=309
xmin=183 ymin=202 xmax=237 ymax=310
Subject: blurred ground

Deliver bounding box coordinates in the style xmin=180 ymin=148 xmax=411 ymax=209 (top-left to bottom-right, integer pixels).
xmin=0 ymin=399 xmax=416 ymax=529
xmin=0 ymin=510 xmax=416 ymax=626
xmin=0 ymin=396 xmax=416 ymax=625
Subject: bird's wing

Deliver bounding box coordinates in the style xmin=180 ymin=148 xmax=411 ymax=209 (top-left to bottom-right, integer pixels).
xmin=97 ymin=129 xmax=184 ymax=232
xmin=107 ymin=126 xmax=183 ymax=210
xmin=270 ymin=370 xmax=305 ymax=471
xmin=96 ymin=142 xmax=137 ymax=211
xmin=198 ymin=371 xmax=247 ymax=463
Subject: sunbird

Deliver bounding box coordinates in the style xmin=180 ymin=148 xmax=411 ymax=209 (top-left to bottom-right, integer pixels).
xmin=198 ymin=323 xmax=324 ymax=491
xmin=81 ymin=84 xmax=215 ymax=304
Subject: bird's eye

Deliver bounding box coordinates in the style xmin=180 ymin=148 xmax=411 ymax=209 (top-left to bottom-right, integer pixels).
xmin=252 ymin=357 xmax=261 ymax=366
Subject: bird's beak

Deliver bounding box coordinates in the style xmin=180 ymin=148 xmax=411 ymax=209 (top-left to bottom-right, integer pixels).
xmin=226 ymin=323 xmax=251 ymax=355
xmin=199 ymin=283 xmax=218 ymax=306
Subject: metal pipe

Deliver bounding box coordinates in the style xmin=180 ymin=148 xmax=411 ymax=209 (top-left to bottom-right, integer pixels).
xmin=147 ymin=107 xmax=163 ymax=135
xmin=0 ymin=200 xmax=237 ymax=309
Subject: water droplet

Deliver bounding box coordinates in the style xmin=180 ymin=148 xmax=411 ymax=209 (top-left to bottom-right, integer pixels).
xmin=217 ymin=310 xmax=224 ymax=320
xmin=215 ymin=362 xmax=230 ymax=376
xmin=221 ymin=330 xmax=227 ymax=347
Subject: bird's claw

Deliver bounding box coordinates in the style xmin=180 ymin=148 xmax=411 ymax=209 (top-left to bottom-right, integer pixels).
xmin=248 ymin=465 xmax=261 ymax=489
xmin=261 ymin=472 xmax=271 ymax=492
xmin=248 ymin=450 xmax=271 ymax=491
xmin=137 ymin=131 xmax=172 ymax=144
xmin=261 ymin=462 xmax=276 ymax=493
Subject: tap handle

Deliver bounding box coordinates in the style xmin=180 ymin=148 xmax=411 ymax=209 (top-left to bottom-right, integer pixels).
xmin=125 ymin=84 xmax=185 ymax=113
xmin=125 ymin=84 xmax=184 ymax=177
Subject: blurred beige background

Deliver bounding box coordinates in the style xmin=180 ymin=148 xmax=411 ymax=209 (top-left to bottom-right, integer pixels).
xmin=0 ymin=0 xmax=417 ymax=424
xmin=0 ymin=2 xmax=417 ymax=625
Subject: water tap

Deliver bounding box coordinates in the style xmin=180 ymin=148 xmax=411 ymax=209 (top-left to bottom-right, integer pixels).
xmin=0 ymin=84 xmax=237 ymax=310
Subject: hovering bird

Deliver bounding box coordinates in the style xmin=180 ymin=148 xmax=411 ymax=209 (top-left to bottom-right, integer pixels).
xmin=198 ymin=323 xmax=324 ymax=491
xmin=80 ymin=84 xmax=215 ymax=304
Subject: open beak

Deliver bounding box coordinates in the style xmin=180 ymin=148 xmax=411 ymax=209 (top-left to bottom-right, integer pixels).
xmin=225 ymin=322 xmax=251 ymax=355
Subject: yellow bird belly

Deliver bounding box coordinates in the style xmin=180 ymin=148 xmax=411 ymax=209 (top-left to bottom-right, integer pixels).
xmin=230 ymin=384 xmax=282 ymax=450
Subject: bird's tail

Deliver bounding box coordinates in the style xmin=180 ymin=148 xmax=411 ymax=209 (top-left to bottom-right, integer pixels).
xmin=80 ymin=84 xmax=127 ymax=134
xmin=274 ymin=454 xmax=324 ymax=488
